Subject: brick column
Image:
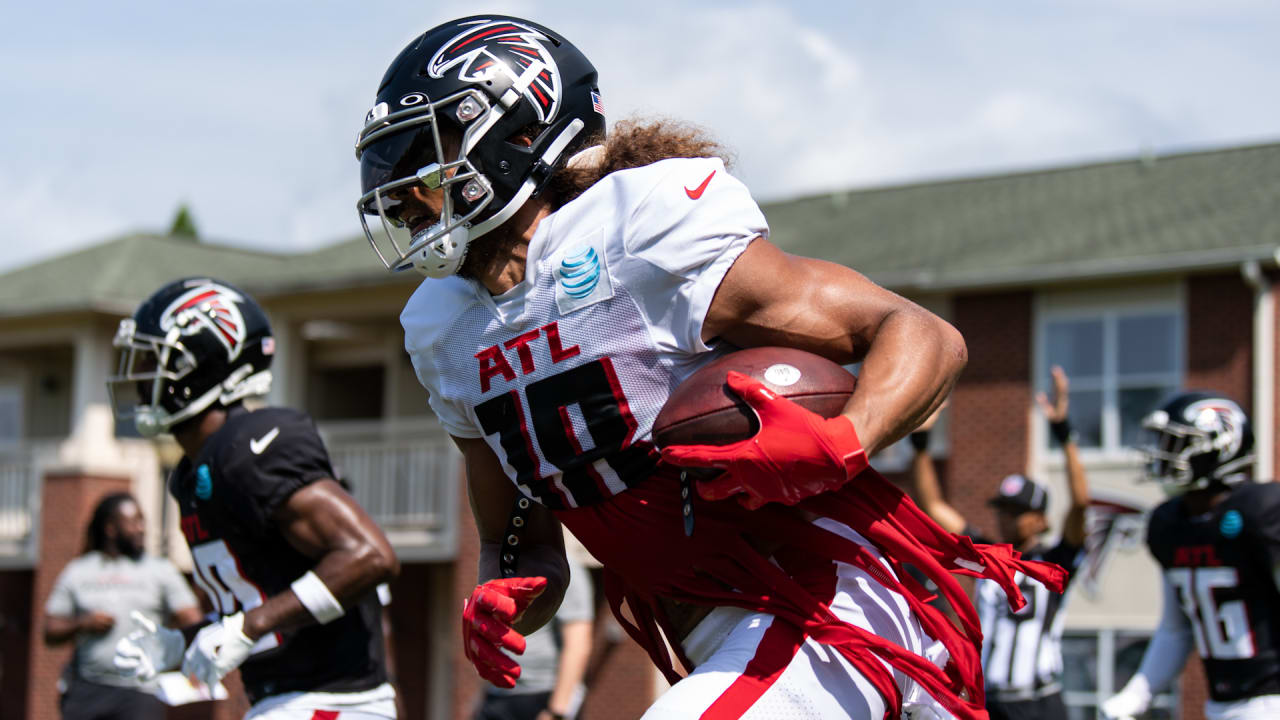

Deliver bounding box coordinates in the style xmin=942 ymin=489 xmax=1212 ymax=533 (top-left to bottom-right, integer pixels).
xmin=26 ymin=470 xmax=131 ymax=720
xmin=1186 ymin=273 xmax=1252 ymax=410
xmin=948 ymin=291 xmax=1033 ymax=537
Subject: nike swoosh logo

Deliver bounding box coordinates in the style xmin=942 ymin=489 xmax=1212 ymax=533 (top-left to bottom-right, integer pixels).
xmin=250 ymin=427 xmax=280 ymax=455
xmin=685 ymin=170 xmax=716 ymax=200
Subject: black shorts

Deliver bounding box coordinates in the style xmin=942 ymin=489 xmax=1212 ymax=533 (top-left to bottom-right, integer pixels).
xmin=60 ymin=677 xmax=165 ymax=720
xmin=986 ymin=692 xmax=1068 ymax=720
xmin=474 ymin=690 xmax=552 ymax=720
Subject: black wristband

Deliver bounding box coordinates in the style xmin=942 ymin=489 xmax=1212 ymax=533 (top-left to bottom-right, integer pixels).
xmin=1049 ymin=419 xmax=1074 ymax=444
xmin=909 ymin=431 xmax=930 ymax=452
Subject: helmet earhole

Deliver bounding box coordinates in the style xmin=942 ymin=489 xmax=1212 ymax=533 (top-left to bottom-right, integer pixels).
xmin=498 ymin=161 xmax=511 ymax=174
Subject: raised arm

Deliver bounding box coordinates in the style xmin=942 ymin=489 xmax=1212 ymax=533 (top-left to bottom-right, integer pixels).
xmin=1038 ymin=366 xmax=1089 ymax=547
xmin=908 ymin=405 xmax=967 ymax=535
xmin=703 ymin=238 xmax=966 ymax=456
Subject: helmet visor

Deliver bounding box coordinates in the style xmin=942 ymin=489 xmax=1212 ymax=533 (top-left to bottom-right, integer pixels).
xmin=359 ymin=123 xmax=440 ymax=202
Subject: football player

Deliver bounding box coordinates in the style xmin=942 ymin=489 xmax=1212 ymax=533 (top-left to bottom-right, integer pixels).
xmin=356 ymin=16 xmax=1064 ymax=719
xmin=1102 ymin=392 xmax=1280 ymax=720
xmin=106 ymin=278 xmax=401 ymax=719
xmin=910 ymin=367 xmax=1090 ymax=720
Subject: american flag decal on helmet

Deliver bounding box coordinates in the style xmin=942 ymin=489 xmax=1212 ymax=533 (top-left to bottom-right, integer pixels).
xmin=160 ymin=283 xmax=248 ymax=361
xmin=427 ymin=19 xmax=562 ymax=123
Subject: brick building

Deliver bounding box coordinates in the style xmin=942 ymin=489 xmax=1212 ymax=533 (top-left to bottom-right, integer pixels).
xmin=1 ymin=141 xmax=1277 ymax=718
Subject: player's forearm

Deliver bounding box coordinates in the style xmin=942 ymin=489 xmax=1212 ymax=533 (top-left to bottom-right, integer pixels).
xmin=910 ymin=447 xmax=967 ymax=534
xmin=479 ymin=541 xmax=568 ymax=635
xmin=243 ymin=543 xmax=397 ymax=640
xmin=1127 ymin=579 xmax=1195 ymax=695
xmin=1060 ymin=437 xmax=1089 ymax=545
xmin=547 ymin=620 xmax=593 ymax=715
xmin=843 ymin=308 xmax=966 ymax=456
xmin=1128 ymin=625 xmax=1192 ymax=697
xmin=43 ymin=615 xmax=81 ymax=645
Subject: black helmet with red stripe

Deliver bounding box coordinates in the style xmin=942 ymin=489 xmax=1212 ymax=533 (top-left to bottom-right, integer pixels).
xmin=355 ymin=15 xmax=606 ymax=277
xmin=108 ymin=277 xmax=274 ymax=437
xmin=1138 ymin=391 xmax=1255 ymax=493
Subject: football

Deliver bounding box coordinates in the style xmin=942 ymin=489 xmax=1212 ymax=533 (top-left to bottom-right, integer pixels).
xmin=652 ymin=347 xmax=857 ymax=448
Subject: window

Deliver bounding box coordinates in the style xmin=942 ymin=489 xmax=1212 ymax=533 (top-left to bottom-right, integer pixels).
xmin=0 ymin=384 xmax=21 ymax=445
xmin=1061 ymin=628 xmax=1178 ymax=719
xmin=1039 ymin=305 xmax=1182 ymax=452
xmin=306 ymin=365 xmax=386 ymax=421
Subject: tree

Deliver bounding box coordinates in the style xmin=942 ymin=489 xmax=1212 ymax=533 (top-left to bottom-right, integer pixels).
xmin=168 ymin=204 xmax=199 ymax=239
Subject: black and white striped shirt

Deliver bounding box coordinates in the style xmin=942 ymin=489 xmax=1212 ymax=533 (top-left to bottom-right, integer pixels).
xmin=968 ymin=526 xmax=1083 ymax=701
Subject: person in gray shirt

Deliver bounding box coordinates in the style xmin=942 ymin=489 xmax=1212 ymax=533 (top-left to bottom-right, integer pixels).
xmin=476 ymin=558 xmax=594 ymax=720
xmin=44 ymin=492 xmax=202 ymax=720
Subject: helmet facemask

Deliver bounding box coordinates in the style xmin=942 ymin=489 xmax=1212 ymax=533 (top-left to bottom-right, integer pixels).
xmin=357 ymin=89 xmax=499 ymax=277
xmin=1139 ymin=405 xmax=1254 ymax=494
xmin=355 ymin=15 xmax=598 ymax=280
xmin=108 ymin=320 xmax=204 ymax=437
xmin=108 ymin=318 xmax=273 ymax=438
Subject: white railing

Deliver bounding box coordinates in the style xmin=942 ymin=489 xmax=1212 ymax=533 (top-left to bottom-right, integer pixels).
xmin=318 ymin=418 xmax=460 ymax=561
xmin=0 ymin=440 xmax=58 ymax=565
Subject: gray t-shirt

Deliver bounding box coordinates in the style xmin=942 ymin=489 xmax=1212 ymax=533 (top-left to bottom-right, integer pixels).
xmin=489 ymin=562 xmax=594 ymax=696
xmin=45 ymin=551 xmax=199 ymax=687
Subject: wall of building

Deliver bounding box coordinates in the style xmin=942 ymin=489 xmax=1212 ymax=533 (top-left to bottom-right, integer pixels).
xmin=948 ymin=290 xmax=1034 ymax=539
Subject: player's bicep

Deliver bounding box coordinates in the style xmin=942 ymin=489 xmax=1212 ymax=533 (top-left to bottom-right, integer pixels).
xmin=703 ymin=238 xmax=919 ymax=363
xmin=275 ymin=479 xmax=391 ymax=560
xmin=454 ymin=435 xmax=563 ymax=550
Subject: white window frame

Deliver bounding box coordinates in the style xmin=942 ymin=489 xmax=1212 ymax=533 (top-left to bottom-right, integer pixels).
xmin=1034 ymin=284 xmax=1184 ymax=460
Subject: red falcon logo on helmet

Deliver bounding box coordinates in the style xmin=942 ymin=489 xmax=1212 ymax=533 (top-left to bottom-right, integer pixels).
xmin=427 ymin=19 xmax=562 ymax=123
xmin=1185 ymin=398 xmax=1248 ymax=460
xmin=160 ymin=283 xmax=248 ymax=361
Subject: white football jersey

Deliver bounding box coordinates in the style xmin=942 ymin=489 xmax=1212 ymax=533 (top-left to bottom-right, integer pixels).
xmin=402 ymin=156 xmax=768 ymax=509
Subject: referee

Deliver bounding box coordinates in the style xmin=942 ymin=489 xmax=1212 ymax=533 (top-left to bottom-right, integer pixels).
xmin=909 ymin=366 xmax=1089 ymax=720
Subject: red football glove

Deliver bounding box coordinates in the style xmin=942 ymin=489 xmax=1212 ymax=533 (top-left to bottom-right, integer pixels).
xmin=660 ymin=371 xmax=868 ymax=509
xmin=462 ymin=576 xmax=547 ymax=688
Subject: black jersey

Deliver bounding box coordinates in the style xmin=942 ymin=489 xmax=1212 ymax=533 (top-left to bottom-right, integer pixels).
xmin=1146 ymin=481 xmax=1280 ymax=702
xmin=170 ymin=405 xmax=386 ymax=703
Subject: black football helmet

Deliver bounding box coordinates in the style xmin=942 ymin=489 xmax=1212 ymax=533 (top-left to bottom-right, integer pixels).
xmin=354 ymin=15 xmax=606 ymax=277
xmin=1138 ymin=391 xmax=1255 ymax=493
xmin=107 ymin=278 xmax=274 ymax=437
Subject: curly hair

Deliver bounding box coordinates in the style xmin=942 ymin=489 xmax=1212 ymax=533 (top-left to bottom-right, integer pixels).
xmin=543 ymin=117 xmax=734 ymax=209
xmin=458 ymin=117 xmax=733 ymax=280
xmin=85 ymin=492 xmax=136 ymax=554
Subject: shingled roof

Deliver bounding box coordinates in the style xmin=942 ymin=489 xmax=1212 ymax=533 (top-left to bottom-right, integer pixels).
xmin=764 ymin=141 xmax=1280 ymax=291
xmin=1 ymin=141 xmax=1277 ymax=318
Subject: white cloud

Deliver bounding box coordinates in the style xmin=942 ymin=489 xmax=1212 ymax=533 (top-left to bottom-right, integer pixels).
xmin=0 ymin=171 xmax=132 ymax=271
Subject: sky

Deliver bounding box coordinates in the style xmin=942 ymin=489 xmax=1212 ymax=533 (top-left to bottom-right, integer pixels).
xmin=2 ymin=0 xmax=1277 ymax=272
